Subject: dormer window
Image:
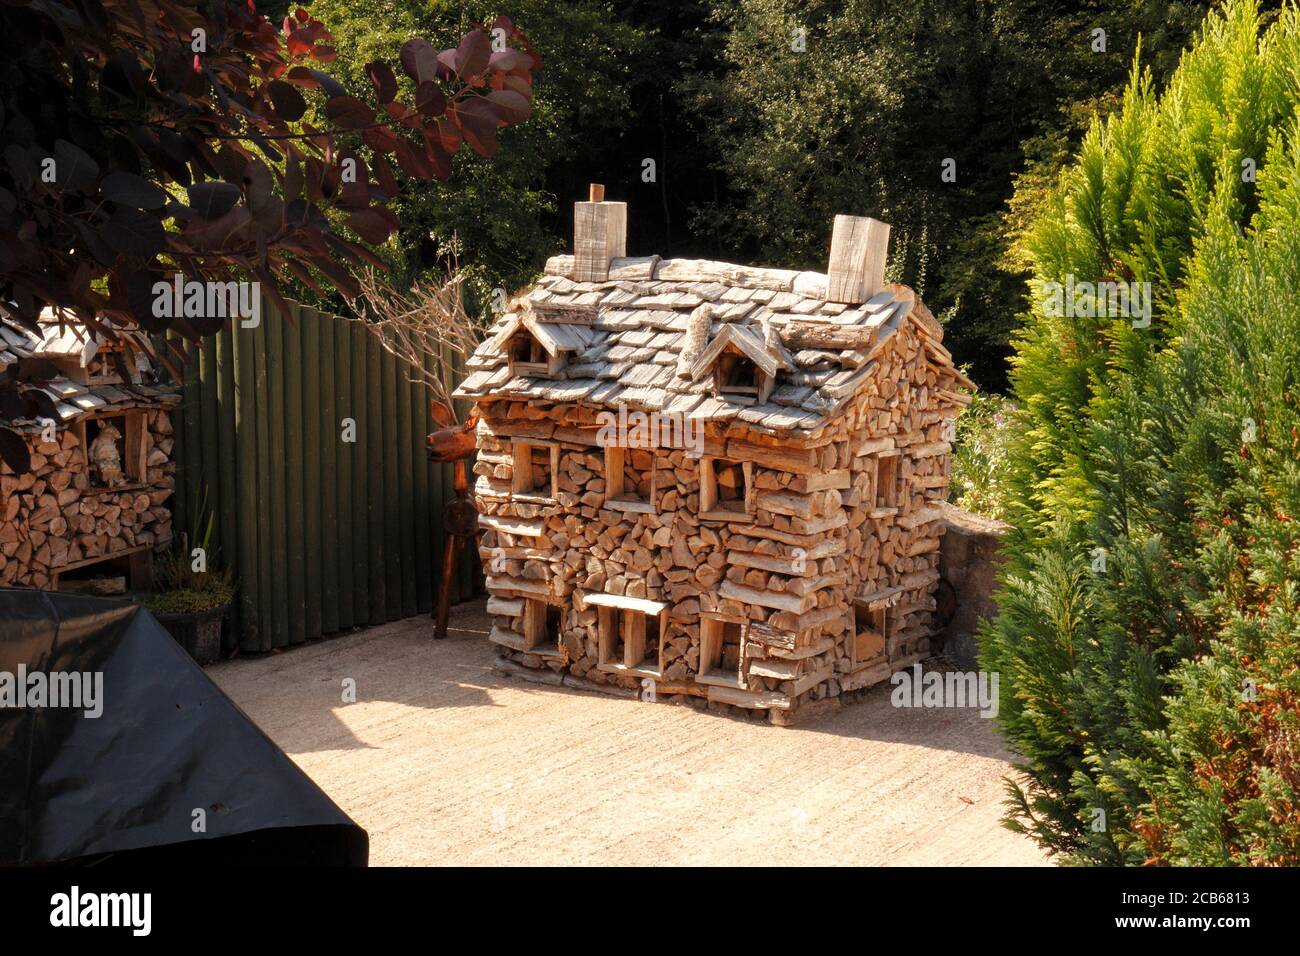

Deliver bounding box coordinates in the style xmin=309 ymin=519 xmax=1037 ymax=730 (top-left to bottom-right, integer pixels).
xmin=506 ymin=329 xmax=558 ymax=377
xmin=604 ymin=445 xmax=655 ymax=513
xmin=713 ymin=346 xmax=774 ymax=402
xmin=875 ymin=453 xmax=899 ymax=509
xmin=715 ymin=350 xmax=758 ymax=393
xmin=499 ymin=311 xmax=587 ymax=380
xmin=686 ymin=323 xmax=784 ymax=404
xmin=512 ymin=440 xmax=558 ymax=500
xmin=508 ymin=330 xmax=546 ymax=367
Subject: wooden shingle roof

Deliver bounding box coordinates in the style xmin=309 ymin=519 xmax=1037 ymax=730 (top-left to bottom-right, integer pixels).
xmin=455 ymin=254 xmax=966 ymax=436
xmin=0 ymin=315 xmax=178 ymax=431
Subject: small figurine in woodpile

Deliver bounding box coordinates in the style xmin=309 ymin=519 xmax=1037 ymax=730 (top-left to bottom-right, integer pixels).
xmin=454 ymin=185 xmax=973 ymax=724
xmin=89 ymin=421 xmax=127 ymax=488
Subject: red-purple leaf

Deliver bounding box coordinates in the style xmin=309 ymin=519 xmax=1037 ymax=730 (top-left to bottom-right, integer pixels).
xmin=307 ymin=253 xmax=361 ymax=301
xmin=434 ymin=117 xmax=462 ymax=153
xmin=449 ymin=98 xmax=499 ymax=157
xmin=327 ymin=232 xmax=390 ymax=271
xmin=103 ymin=207 xmax=165 ymax=256
xmin=284 ymin=66 xmax=321 ymax=88
xmin=101 ymin=171 xmax=167 ymax=209
xmin=371 ymin=153 xmax=399 ymax=197
xmin=399 ymin=38 xmax=438 ymax=85
xmin=384 ymin=101 xmax=423 ymax=129
xmin=485 ymin=90 xmax=531 ymax=125
xmin=365 ymin=61 xmax=398 ymax=104
xmin=284 ymin=157 xmax=305 ymax=200
xmin=362 ymin=126 xmax=400 ymax=154
xmin=488 ymin=49 xmax=528 ymax=73
xmin=500 ymin=74 xmax=532 ymax=99
xmin=309 ymin=69 xmax=347 ymax=98
xmin=266 ymin=79 xmax=307 ymax=120
xmin=392 ymin=139 xmax=433 ymax=180
xmin=415 ymin=81 xmax=447 ymax=117
xmin=243 ymin=160 xmax=275 ymax=210
xmin=54 ymin=139 xmax=100 ymax=193
xmin=286 ymin=29 xmax=313 ymax=57
xmin=324 ymin=96 xmax=374 ymax=131
xmin=347 ymin=206 xmax=398 ymax=244
xmin=74 ymin=220 xmax=118 ymax=266
xmin=455 ymin=31 xmax=492 ymax=78
xmin=183 ymin=206 xmax=252 ymax=251
xmin=422 ymin=130 xmax=451 ymax=180
xmin=188 ymin=180 xmax=241 ymax=220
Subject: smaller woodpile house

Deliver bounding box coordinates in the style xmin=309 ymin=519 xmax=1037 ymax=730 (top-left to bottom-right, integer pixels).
xmin=455 ymin=189 xmax=973 ymax=722
xmin=0 ymin=312 xmax=178 ymax=593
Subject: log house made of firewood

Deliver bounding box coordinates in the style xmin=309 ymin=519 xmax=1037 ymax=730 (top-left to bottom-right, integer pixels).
xmin=454 ymin=188 xmax=973 ymax=723
xmin=0 ymin=313 xmax=179 ymax=594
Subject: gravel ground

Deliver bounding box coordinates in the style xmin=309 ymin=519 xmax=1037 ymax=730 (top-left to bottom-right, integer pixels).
xmin=209 ymin=600 xmax=1047 ymax=866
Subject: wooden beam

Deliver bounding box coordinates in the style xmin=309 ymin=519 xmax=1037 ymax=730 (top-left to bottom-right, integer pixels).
xmin=486 ymin=595 xmax=524 ymax=617
xmin=706 ymin=684 xmax=791 ymax=710
xmin=778 ymin=322 xmax=877 ymax=350
xmin=719 ymin=579 xmax=812 ymax=614
xmin=582 ymin=591 xmax=669 ymax=615
xmin=478 ymin=513 xmax=545 ymax=537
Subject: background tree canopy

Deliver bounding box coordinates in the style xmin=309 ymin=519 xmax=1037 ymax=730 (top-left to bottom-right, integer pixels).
xmin=296 ymin=0 xmax=1241 ymax=387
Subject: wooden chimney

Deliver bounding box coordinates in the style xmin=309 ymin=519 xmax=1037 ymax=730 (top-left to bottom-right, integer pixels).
xmin=826 ymin=214 xmax=891 ymax=304
xmin=573 ymin=183 xmax=627 ymax=283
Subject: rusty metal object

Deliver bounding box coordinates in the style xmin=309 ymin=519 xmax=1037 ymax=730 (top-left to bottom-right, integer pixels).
xmin=427 ymin=401 xmax=481 ymax=638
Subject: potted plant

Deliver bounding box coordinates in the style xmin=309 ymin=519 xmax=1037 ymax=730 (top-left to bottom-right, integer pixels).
xmin=143 ymin=491 xmax=233 ymax=666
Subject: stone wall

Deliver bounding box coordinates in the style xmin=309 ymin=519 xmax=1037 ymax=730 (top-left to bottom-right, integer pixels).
xmin=932 ymin=502 xmax=1007 ymax=668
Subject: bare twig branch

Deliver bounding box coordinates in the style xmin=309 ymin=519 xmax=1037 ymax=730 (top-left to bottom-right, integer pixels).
xmin=352 ymin=264 xmax=490 ymax=417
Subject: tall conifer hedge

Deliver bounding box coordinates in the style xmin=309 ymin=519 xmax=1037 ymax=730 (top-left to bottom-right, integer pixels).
xmin=984 ymin=0 xmax=1300 ymax=864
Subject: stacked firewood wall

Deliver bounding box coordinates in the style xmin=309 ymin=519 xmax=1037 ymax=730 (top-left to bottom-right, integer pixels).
xmin=0 ymin=409 xmax=175 ymax=588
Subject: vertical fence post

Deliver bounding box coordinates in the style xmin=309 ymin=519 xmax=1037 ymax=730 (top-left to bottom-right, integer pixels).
xmin=251 ymin=306 xmax=274 ymax=647
xmin=266 ymin=300 xmax=289 ymax=648
xmin=349 ymin=320 xmax=370 ymax=624
xmin=366 ymin=332 xmax=386 ymax=625
xmin=215 ymin=327 xmax=238 ymax=634
xmin=284 ymin=303 xmax=306 ymax=645
xmin=318 ymin=308 xmax=340 ymax=634
xmin=396 ymin=358 xmax=417 ymax=617
xmin=334 ymin=313 xmax=355 ymax=630
xmin=233 ymin=313 xmax=260 ymax=649
xmin=413 ymin=362 xmax=432 ymax=614
xmin=301 ymin=309 xmax=322 ymax=641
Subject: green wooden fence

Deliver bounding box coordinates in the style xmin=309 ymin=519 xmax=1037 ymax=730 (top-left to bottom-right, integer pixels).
xmin=168 ymin=297 xmax=478 ymax=652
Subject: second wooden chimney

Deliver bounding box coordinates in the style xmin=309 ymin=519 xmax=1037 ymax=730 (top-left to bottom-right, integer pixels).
xmin=826 ymin=214 xmax=891 ymax=304
xmin=573 ymin=183 xmax=627 ymax=282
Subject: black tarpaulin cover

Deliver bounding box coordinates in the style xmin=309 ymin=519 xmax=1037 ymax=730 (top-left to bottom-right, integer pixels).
xmin=0 ymin=589 xmax=367 ymax=865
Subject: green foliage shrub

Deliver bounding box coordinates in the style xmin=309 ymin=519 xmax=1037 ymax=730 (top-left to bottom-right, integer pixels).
xmin=983 ymin=0 xmax=1300 ymax=865
xmin=950 ymin=392 xmax=1018 ymax=521
xmin=144 ymin=582 xmax=235 ymax=617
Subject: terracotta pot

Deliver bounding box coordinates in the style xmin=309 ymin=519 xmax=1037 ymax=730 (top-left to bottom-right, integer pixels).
xmin=153 ymin=604 xmax=229 ymax=666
